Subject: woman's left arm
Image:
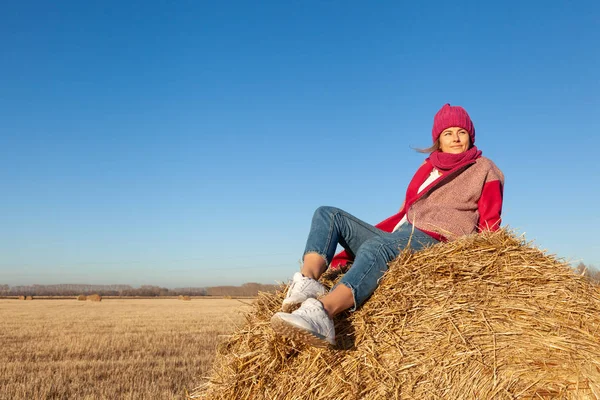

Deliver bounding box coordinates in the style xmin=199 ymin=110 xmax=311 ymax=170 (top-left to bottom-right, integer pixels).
xmin=477 ymin=177 xmax=504 ymax=232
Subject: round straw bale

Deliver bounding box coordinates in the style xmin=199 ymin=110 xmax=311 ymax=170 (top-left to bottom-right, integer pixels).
xmin=191 ymin=230 xmax=600 ymax=399
xmin=25 ymin=296 xmax=33 ymax=300
xmin=18 ymin=295 xmax=25 ymax=300
xmin=182 ymin=295 xmax=191 ymax=301
xmin=87 ymin=294 xmax=102 ymax=302
xmin=77 ymin=295 xmax=87 ymax=301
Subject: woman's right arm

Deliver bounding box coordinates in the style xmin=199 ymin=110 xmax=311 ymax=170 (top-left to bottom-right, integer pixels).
xmin=477 ymin=180 xmax=503 ymax=231
xmin=477 ymin=165 xmax=505 ymax=232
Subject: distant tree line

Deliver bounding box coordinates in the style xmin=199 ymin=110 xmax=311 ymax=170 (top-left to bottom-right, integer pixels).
xmin=0 ymin=282 xmax=280 ymax=297
xmin=3 ymin=262 xmax=596 ymax=298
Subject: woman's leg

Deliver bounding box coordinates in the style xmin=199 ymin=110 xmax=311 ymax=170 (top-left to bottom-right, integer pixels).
xmin=282 ymin=206 xmax=386 ymax=312
xmin=321 ymin=224 xmax=438 ymax=317
xmin=301 ymin=253 xmax=327 ymax=280
xmin=272 ymin=224 xmax=438 ymax=347
xmin=301 ymin=206 xmax=385 ymax=280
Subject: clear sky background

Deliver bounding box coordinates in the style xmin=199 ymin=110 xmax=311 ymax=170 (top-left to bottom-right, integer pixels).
xmin=1 ymin=1 xmax=598 ymax=288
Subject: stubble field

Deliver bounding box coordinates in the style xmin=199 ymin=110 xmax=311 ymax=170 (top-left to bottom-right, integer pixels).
xmin=0 ymin=298 xmax=252 ymax=400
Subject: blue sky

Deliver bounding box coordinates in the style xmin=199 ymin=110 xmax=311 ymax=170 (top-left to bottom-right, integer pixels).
xmin=1 ymin=1 xmax=598 ymax=288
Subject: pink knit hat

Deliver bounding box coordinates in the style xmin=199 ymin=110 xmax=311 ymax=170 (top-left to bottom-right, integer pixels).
xmin=432 ymin=103 xmax=475 ymax=144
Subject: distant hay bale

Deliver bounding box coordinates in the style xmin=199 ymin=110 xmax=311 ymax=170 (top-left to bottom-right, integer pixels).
xmin=18 ymin=296 xmax=25 ymax=300
xmin=25 ymin=296 xmax=33 ymax=300
xmin=77 ymin=295 xmax=87 ymax=301
xmin=87 ymin=294 xmax=102 ymax=302
xmin=182 ymin=296 xmax=191 ymax=301
xmin=179 ymin=295 xmax=184 ymax=300
xmin=190 ymin=230 xmax=600 ymax=399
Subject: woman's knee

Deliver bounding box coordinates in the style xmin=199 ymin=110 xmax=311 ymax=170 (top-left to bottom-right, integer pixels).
xmin=315 ymin=205 xmax=339 ymax=214
xmin=313 ymin=206 xmax=340 ymax=219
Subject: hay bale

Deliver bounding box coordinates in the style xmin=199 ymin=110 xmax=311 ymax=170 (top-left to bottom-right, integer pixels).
xmin=77 ymin=295 xmax=87 ymax=301
xmin=18 ymin=296 xmax=25 ymax=300
xmin=87 ymin=294 xmax=102 ymax=302
xmin=191 ymin=230 xmax=600 ymax=399
xmin=25 ymin=296 xmax=33 ymax=300
xmin=182 ymin=296 xmax=191 ymax=301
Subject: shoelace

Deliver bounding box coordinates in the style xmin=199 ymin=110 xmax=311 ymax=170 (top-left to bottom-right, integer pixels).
xmin=295 ymin=302 xmax=330 ymax=332
xmin=285 ymin=277 xmax=309 ymax=299
xmin=295 ymin=303 xmax=315 ymax=318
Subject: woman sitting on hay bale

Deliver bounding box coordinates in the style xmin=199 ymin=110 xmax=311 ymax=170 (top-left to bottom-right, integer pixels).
xmin=271 ymin=103 xmax=504 ymax=347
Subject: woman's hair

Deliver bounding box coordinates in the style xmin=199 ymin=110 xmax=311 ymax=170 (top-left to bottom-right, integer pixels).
xmin=414 ymin=139 xmax=440 ymax=154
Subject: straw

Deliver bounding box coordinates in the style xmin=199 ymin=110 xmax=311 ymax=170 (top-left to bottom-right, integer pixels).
xmin=190 ymin=230 xmax=600 ymax=399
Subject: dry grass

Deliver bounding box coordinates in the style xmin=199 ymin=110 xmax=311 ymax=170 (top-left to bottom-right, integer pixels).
xmin=193 ymin=230 xmax=600 ymax=399
xmin=0 ymin=298 xmax=251 ymax=399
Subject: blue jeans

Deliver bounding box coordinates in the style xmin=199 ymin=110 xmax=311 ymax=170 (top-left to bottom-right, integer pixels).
xmin=303 ymin=206 xmax=438 ymax=311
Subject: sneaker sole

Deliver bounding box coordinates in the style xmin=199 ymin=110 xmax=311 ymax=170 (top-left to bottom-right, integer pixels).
xmin=270 ymin=314 xmax=334 ymax=348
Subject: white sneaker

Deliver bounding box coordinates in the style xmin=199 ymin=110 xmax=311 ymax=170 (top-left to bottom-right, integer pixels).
xmin=281 ymin=272 xmax=327 ymax=313
xmin=271 ymin=298 xmax=336 ymax=348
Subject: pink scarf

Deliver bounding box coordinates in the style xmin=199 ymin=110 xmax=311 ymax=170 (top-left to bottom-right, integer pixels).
xmin=428 ymin=146 xmax=482 ymax=172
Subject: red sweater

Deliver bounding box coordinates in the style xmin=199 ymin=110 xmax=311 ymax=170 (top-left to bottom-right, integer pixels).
xmin=330 ymin=157 xmax=504 ymax=269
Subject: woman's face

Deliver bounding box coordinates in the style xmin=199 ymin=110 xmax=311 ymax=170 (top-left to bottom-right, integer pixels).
xmin=439 ymin=127 xmax=470 ymax=154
